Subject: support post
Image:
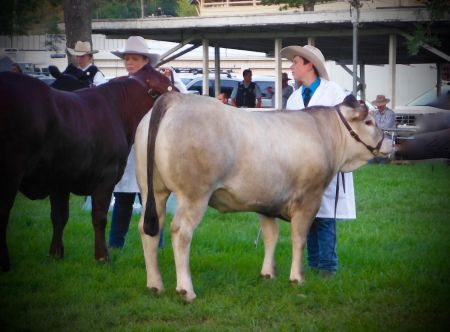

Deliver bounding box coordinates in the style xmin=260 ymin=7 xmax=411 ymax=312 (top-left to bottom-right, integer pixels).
xmin=360 ymin=62 xmax=366 ymax=101
xmin=389 ymin=34 xmax=397 ymax=109
xmin=202 ymin=39 xmax=209 ymax=96
xmin=214 ymin=45 xmax=221 ymax=98
xmin=274 ymin=38 xmax=282 ymax=109
xmin=351 ymin=4 xmax=360 ymax=96
xmin=437 ymin=63 xmax=442 ymax=97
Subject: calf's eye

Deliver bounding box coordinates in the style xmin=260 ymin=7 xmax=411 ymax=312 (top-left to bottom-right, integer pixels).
xmin=365 ymin=120 xmax=374 ymax=126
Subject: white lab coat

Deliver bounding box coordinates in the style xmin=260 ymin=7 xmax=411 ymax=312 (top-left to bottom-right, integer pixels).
xmin=286 ymin=79 xmax=356 ymax=219
xmin=114 ymin=146 xmax=139 ymax=193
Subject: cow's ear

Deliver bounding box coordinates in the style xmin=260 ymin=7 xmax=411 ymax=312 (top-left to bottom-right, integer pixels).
xmin=355 ymin=100 xmax=369 ymax=120
xmin=340 ymin=101 xmax=368 ymax=122
xmin=342 ymin=94 xmax=358 ymax=107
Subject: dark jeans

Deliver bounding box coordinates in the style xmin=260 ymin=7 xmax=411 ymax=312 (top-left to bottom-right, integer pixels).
xmin=109 ymin=193 xmax=165 ymax=249
xmin=307 ymin=217 xmax=338 ymax=273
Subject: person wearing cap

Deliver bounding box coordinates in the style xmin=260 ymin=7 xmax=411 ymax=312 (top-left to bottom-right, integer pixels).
xmin=280 ymin=44 xmax=356 ymax=277
xmin=371 ymin=95 xmax=396 ymax=131
xmin=66 ymin=41 xmax=106 ymax=86
xmin=231 ymin=69 xmax=262 ymax=108
xmin=109 ymin=36 xmax=163 ymax=249
xmin=269 ymin=72 xmax=294 ymax=108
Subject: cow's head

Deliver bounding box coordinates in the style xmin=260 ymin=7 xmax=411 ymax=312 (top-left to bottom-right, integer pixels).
xmin=133 ymin=64 xmax=177 ymax=99
xmin=337 ymin=94 xmax=393 ymax=171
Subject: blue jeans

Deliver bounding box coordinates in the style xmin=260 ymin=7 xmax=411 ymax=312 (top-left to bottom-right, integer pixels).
xmin=307 ymin=217 xmax=338 ymax=273
xmin=109 ymin=193 xmax=164 ymax=249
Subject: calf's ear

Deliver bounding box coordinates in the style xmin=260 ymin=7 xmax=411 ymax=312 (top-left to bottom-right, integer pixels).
xmin=339 ymin=95 xmax=368 ymax=121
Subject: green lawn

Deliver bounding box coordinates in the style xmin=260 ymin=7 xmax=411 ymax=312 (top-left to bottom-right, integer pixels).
xmin=1 ymin=164 xmax=449 ymax=331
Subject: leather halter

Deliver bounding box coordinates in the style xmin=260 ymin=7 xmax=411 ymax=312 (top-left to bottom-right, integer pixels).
xmin=335 ymin=106 xmax=384 ymax=156
xmin=129 ymin=75 xmax=173 ymax=100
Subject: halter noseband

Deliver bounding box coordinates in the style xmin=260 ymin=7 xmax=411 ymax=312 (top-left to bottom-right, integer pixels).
xmin=335 ymin=106 xmax=384 ymax=156
xmin=129 ymin=75 xmax=173 ymax=100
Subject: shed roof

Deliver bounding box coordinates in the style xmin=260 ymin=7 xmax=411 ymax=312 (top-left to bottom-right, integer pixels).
xmin=91 ymin=7 xmax=450 ymax=65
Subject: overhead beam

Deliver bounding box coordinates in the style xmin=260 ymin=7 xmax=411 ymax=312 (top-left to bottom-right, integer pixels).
xmin=156 ymin=43 xmax=200 ymax=67
xmin=158 ymin=36 xmax=197 ymax=62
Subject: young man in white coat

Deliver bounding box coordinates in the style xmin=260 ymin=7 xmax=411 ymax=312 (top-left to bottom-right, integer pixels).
xmin=280 ymin=45 xmax=356 ymax=276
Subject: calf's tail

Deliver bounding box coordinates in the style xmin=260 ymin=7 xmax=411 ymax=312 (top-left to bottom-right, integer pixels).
xmin=143 ymin=96 xmax=170 ymax=236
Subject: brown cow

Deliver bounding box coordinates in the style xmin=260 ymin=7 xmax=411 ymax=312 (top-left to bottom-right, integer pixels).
xmin=0 ymin=64 xmax=174 ymax=271
xmin=134 ymin=92 xmax=393 ymax=302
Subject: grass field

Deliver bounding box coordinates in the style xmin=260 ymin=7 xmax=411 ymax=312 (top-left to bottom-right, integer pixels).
xmin=1 ymin=164 xmax=449 ymax=331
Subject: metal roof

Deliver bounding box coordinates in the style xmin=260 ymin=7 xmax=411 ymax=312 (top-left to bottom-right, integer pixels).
xmin=91 ymin=7 xmax=450 ymax=65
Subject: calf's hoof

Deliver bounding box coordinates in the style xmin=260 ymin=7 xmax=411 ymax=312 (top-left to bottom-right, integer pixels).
xmin=95 ymin=250 xmax=109 ymax=263
xmin=148 ymin=286 xmax=164 ymax=296
xmin=176 ymin=288 xmax=196 ymax=303
xmin=260 ymin=273 xmax=275 ymax=280
xmin=48 ymin=245 xmax=64 ymax=259
xmin=289 ymin=278 xmax=305 ymax=285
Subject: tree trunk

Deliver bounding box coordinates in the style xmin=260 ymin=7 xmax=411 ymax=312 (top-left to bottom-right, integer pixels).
xmin=63 ymin=0 xmax=93 ymax=64
xmin=303 ymin=1 xmax=315 ymax=12
xmin=303 ymin=4 xmax=314 ymax=11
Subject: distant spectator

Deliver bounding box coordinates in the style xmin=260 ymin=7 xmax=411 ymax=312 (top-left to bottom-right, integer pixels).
xmin=217 ymin=92 xmax=229 ymax=104
xmin=11 ymin=63 xmax=22 ymax=74
xmin=231 ymin=69 xmax=262 ymax=108
xmin=159 ymin=66 xmax=188 ymax=93
xmin=371 ymin=95 xmax=396 ymax=130
xmin=269 ymin=72 xmax=294 ymax=108
xmin=67 ymin=41 xmax=107 ymax=86
xmin=370 ymin=94 xmax=396 ymax=163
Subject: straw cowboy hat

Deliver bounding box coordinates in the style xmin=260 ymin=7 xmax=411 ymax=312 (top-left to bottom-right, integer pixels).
xmin=371 ymin=95 xmax=390 ymax=106
xmin=111 ymin=36 xmax=160 ymax=67
xmin=67 ymin=41 xmax=98 ymax=56
xmin=280 ymin=45 xmax=329 ymax=80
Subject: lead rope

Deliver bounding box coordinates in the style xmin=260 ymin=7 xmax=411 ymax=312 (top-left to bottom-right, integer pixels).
xmin=334 ymin=172 xmax=346 ymax=222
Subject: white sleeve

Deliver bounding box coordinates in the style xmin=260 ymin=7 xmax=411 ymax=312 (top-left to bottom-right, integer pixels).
xmin=93 ymin=71 xmax=108 ymax=86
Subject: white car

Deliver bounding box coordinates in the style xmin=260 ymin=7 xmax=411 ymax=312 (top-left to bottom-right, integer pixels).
xmin=395 ymin=84 xmax=450 ymax=129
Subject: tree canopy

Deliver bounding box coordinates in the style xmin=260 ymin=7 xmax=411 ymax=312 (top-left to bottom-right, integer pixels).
xmin=0 ymin=0 xmax=197 ymax=36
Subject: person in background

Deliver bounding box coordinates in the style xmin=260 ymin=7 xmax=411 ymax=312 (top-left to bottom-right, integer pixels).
xmin=371 ymin=95 xmax=396 ymax=131
xmin=231 ymin=69 xmax=262 ymax=108
xmin=159 ymin=66 xmax=188 ymax=93
xmin=11 ymin=63 xmax=22 ymax=74
xmin=109 ymin=36 xmax=162 ymax=249
xmin=217 ymin=92 xmax=229 ymax=104
xmin=369 ymin=95 xmax=396 ymax=163
xmin=66 ymin=40 xmax=107 ymax=86
xmin=268 ymin=72 xmax=294 ymax=108
xmin=281 ymin=44 xmax=355 ymax=277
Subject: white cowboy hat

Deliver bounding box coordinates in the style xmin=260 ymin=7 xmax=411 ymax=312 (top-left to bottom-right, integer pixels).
xmin=371 ymin=95 xmax=391 ymax=106
xmin=111 ymin=36 xmax=160 ymax=67
xmin=280 ymin=45 xmax=329 ymax=80
xmin=67 ymin=41 xmax=98 ymax=56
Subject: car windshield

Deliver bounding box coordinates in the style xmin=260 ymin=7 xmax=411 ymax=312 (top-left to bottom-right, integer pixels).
xmin=408 ymin=85 xmax=450 ymax=110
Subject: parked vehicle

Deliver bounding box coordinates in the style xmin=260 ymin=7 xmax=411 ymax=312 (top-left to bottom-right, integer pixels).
xmin=185 ymin=74 xmax=276 ymax=108
xmin=395 ymin=84 xmax=450 ymax=128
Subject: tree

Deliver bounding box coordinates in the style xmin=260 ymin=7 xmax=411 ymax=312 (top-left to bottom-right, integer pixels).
xmin=0 ymin=0 xmax=40 ymax=35
xmin=406 ymin=0 xmax=449 ymax=55
xmin=63 ymin=0 xmax=93 ymax=64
